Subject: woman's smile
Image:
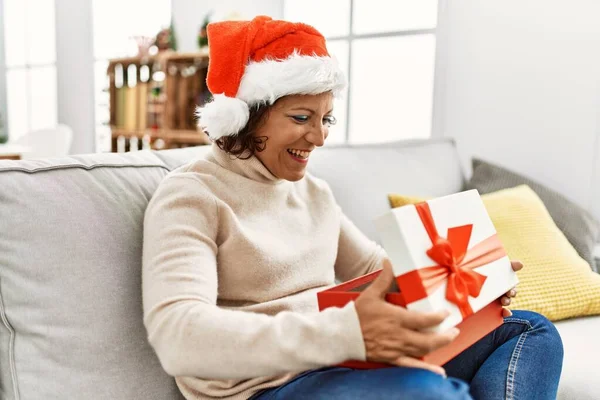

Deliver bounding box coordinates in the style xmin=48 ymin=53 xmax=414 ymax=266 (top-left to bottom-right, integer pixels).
xmin=286 ymin=148 xmax=311 ymax=163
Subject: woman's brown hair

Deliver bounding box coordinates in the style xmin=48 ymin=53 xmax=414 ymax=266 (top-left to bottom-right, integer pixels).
xmin=212 ymin=104 xmax=271 ymax=160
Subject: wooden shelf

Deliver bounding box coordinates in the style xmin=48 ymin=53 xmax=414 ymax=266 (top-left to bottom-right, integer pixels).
xmin=107 ymin=49 xmax=209 ymax=68
xmin=107 ymin=51 xmax=211 ymax=152
xmin=111 ymin=127 xmax=211 ymax=150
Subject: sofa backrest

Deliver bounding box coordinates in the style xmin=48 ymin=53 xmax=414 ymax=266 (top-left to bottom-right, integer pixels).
xmin=0 ymin=151 xmax=190 ymax=400
xmin=0 ymin=139 xmax=463 ymax=399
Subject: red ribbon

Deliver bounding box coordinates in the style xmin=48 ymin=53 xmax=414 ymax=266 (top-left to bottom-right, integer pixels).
xmin=397 ymin=202 xmax=507 ymax=318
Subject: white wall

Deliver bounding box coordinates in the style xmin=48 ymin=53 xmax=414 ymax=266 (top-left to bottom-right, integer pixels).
xmin=172 ymin=0 xmax=283 ymax=53
xmin=55 ymin=0 xmax=96 ymax=154
xmin=433 ymin=0 xmax=600 ymax=220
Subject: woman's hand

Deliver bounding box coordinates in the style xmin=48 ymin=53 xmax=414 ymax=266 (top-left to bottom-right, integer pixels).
xmin=501 ymin=260 xmax=523 ymax=317
xmin=354 ymin=259 xmax=459 ymax=377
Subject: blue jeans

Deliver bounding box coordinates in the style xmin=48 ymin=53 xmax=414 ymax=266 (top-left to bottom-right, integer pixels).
xmin=251 ymin=310 xmax=563 ymax=400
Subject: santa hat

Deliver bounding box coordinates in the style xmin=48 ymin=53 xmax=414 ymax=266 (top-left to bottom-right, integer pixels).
xmin=197 ymin=16 xmax=346 ymax=139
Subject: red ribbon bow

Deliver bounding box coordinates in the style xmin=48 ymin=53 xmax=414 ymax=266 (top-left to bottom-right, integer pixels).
xmin=397 ymin=202 xmax=507 ymax=318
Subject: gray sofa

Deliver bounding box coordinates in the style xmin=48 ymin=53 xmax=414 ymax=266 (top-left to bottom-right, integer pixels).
xmin=0 ymin=138 xmax=597 ymax=399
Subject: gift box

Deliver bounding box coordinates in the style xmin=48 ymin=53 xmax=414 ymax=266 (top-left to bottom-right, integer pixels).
xmin=374 ymin=189 xmax=519 ymax=332
xmin=317 ymin=270 xmax=504 ymax=367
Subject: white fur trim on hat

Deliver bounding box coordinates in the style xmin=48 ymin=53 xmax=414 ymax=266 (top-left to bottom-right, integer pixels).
xmin=238 ymin=51 xmax=346 ymax=104
xmin=196 ymin=94 xmax=250 ymax=139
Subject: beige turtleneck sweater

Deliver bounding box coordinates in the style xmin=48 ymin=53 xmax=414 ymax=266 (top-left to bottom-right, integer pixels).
xmin=142 ymin=144 xmax=386 ymax=400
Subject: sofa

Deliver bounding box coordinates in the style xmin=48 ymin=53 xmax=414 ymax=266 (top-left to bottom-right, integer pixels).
xmin=0 ymin=138 xmax=597 ymax=399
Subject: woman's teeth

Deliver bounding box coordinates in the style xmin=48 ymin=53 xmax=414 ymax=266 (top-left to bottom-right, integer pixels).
xmin=287 ymin=149 xmax=309 ymax=159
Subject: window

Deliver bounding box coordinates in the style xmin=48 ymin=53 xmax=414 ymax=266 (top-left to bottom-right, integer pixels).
xmin=2 ymin=0 xmax=57 ymax=142
xmin=284 ymin=0 xmax=438 ymax=144
xmin=92 ymin=0 xmax=171 ymax=152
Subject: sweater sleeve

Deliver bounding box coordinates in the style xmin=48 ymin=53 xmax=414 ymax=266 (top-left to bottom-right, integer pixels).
xmin=142 ymin=175 xmax=366 ymax=380
xmin=334 ymin=206 xmax=388 ymax=283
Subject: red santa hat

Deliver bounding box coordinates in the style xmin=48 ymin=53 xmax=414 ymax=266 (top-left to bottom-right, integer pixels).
xmin=197 ymin=16 xmax=346 ymax=139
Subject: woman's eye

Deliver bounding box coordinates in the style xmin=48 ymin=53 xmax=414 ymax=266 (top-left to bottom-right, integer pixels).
xmin=292 ymin=115 xmax=309 ymax=123
xmin=323 ymin=115 xmax=337 ymax=126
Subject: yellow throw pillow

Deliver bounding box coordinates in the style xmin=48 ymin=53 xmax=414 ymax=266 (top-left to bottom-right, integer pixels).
xmin=388 ymin=185 xmax=600 ymax=321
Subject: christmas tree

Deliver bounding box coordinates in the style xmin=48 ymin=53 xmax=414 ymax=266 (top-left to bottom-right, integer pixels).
xmin=198 ymin=11 xmax=212 ymax=48
xmin=169 ymin=17 xmax=178 ymax=51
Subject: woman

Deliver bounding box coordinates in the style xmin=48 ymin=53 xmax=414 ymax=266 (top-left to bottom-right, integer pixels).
xmin=142 ymin=16 xmax=563 ymax=400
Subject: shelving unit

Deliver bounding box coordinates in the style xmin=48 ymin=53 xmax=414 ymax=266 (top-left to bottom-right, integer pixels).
xmin=106 ymin=50 xmax=212 ymax=152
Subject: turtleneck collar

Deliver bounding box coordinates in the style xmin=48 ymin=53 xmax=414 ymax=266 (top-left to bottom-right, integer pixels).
xmin=210 ymin=142 xmax=285 ymax=185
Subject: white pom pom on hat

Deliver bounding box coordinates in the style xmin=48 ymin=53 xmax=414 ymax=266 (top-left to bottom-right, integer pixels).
xmin=196 ymin=15 xmax=346 ymax=139
xmin=196 ymin=95 xmax=249 ymax=140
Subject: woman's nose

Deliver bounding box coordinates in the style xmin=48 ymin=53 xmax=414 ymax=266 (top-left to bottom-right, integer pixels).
xmin=306 ymin=124 xmax=327 ymax=147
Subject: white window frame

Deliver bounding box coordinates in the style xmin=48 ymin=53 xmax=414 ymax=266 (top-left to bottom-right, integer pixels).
xmin=4 ymin=63 xmax=57 ymax=139
xmin=0 ymin=0 xmax=58 ymax=142
xmin=284 ymin=0 xmax=439 ymax=143
xmin=93 ymin=58 xmax=111 ymax=151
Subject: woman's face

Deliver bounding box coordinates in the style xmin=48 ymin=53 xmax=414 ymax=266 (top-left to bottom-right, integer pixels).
xmin=253 ymin=92 xmax=335 ymax=182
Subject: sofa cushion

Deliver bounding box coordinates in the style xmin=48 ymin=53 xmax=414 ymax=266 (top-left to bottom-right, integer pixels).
xmin=308 ymin=138 xmax=465 ymax=243
xmin=0 ymin=152 xmax=184 ymax=400
xmin=554 ymin=316 xmax=600 ymax=400
xmin=467 ymin=158 xmax=600 ymax=272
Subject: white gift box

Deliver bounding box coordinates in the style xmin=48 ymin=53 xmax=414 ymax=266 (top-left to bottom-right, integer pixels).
xmin=375 ymin=189 xmax=519 ymax=332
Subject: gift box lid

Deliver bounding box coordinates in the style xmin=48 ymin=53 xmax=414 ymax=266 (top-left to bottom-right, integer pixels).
xmin=374 ymin=189 xmax=518 ymax=331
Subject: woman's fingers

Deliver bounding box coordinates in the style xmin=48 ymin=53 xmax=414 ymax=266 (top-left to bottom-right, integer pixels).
xmin=511 ymin=260 xmax=524 ymax=272
xmin=400 ymin=328 xmax=460 ymax=357
xmin=399 ymin=308 xmax=450 ymax=331
xmin=502 ymin=308 xmax=513 ymax=317
xmin=393 ymin=356 xmax=447 ymax=377
xmin=502 ymin=287 xmax=518 ymax=307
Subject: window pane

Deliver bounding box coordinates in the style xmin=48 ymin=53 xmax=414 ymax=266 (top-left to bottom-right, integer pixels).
xmin=26 ymin=0 xmax=57 ymax=65
xmin=29 ymin=66 xmax=58 ymax=131
xmin=6 ymin=69 xmax=29 ymax=140
xmin=4 ymin=0 xmax=27 ymax=67
xmin=324 ymin=40 xmax=349 ymax=145
xmin=284 ymin=0 xmax=350 ymax=38
xmin=93 ymin=0 xmax=171 ymax=59
xmin=349 ymin=35 xmax=435 ymax=144
xmin=353 ymin=0 xmax=437 ymax=34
